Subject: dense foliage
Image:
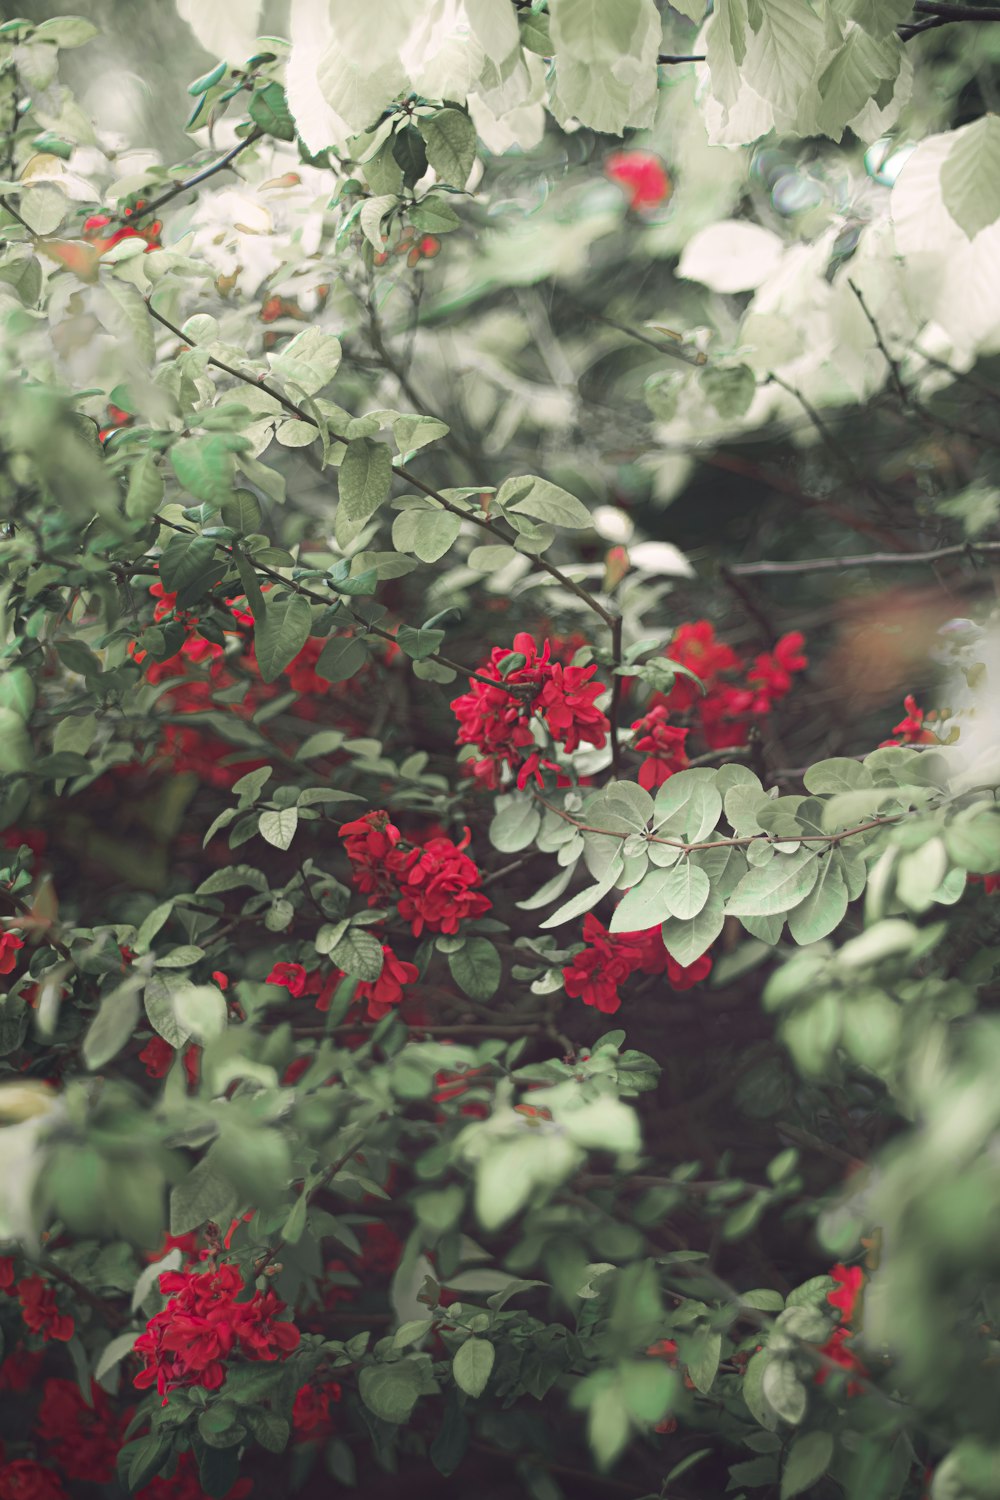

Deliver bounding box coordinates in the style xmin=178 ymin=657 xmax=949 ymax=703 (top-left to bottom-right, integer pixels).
xmin=3 ymin=3 xmax=1000 ymax=1498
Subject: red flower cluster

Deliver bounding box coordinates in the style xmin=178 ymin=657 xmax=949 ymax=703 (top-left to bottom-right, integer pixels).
xmin=0 ymin=932 xmax=24 ymax=975
xmin=605 ymin=150 xmax=672 ymax=210
xmin=292 ymin=1380 xmax=342 ymax=1440
xmin=451 ymin=633 xmax=610 ymax=790
xmin=815 ymin=1262 xmax=867 ymax=1397
xmin=136 ymin=1451 xmax=252 ymax=1500
xmin=134 ymin=1262 xmax=299 ymax=1400
xmin=138 ymin=1035 xmax=201 ymax=1087
xmin=0 ymin=1461 xmax=66 ymax=1500
xmin=265 ymin=942 xmax=419 ymax=1023
xmin=15 ymin=1277 xmax=74 ymax=1343
xmin=36 ymin=1379 xmax=128 ymax=1484
xmin=629 ymin=707 xmax=690 ymax=790
xmin=562 ymin=913 xmax=712 ymax=1015
xmin=880 ymin=694 xmax=938 ymax=747
xmin=128 ymin=581 xmax=362 ymax=787
xmin=340 ymin=813 xmax=492 ymax=937
xmin=627 ymin=622 xmax=806 ymax=786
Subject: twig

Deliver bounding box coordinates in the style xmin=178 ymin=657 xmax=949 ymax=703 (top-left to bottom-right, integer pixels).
xmin=728 ymin=541 xmax=1000 ymax=576
xmin=0 ymin=197 xmax=33 ymax=234
xmin=125 ymin=129 xmax=264 ymax=226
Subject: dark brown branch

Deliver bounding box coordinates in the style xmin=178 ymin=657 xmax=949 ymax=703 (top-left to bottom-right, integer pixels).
xmin=125 ymin=129 xmax=264 ymax=226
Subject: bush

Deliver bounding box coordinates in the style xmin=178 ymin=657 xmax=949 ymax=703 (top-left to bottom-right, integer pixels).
xmin=2 ymin=4 xmax=1000 ymax=1498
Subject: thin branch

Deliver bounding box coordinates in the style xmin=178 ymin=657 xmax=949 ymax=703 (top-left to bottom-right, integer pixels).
xmin=608 ymin=614 xmax=624 ymax=776
xmin=125 ymin=129 xmax=264 ymax=226
xmin=728 ymin=541 xmax=1000 ymax=576
xmin=563 ymin=296 xmax=707 ymax=367
xmin=533 ymin=792 xmax=902 ymax=853
xmin=0 ymin=197 xmax=33 ymax=234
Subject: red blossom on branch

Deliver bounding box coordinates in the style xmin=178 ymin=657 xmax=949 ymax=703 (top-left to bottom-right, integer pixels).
xmin=16 ymin=1277 xmax=74 ymax=1343
xmin=562 ymin=914 xmax=712 ymax=1015
xmin=134 ymin=1262 xmax=299 ymax=1401
xmin=0 ymin=932 xmax=24 ymax=976
xmin=604 ymin=150 xmax=671 ymax=209
xmin=451 ymin=633 xmax=609 ymax=790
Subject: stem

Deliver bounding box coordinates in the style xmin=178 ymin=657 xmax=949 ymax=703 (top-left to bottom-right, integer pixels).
xmin=608 ymin=614 xmax=624 ymax=777
xmin=728 ymin=541 xmax=1000 ymax=576
xmin=125 ymin=129 xmax=264 ymax=226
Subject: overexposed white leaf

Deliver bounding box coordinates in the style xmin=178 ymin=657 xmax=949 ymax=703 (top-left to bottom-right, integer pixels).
xmin=678 ymin=221 xmax=785 ymax=294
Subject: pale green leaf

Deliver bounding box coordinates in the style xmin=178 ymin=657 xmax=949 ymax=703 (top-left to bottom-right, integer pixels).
xmin=781 ymin=1431 xmax=834 ymax=1499
xmin=259 ymin=807 xmax=299 ymax=851
xmin=786 ymin=856 xmax=849 ymax=944
xmin=725 ymin=849 xmax=819 ymax=917
xmin=83 ymin=980 xmax=141 ymax=1070
xmin=419 ymin=108 xmax=477 ymax=188
xmin=941 ymin=116 xmax=1000 ymax=240
xmin=335 ymin=437 xmax=393 ymax=546
xmin=269 ymin=326 xmax=342 ymax=395
xmin=452 ymin=1337 xmax=495 ymax=1398
xmin=497 ymin=475 xmax=592 ymax=530
xmin=448 ymin=938 xmax=501 ymax=1001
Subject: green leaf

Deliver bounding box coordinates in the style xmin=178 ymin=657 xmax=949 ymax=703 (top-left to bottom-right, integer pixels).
xmin=269 ymin=326 xmax=342 ymax=395
xmin=519 ymin=9 xmax=553 ymax=53
xmin=619 ymin=1359 xmax=676 ymax=1424
xmin=396 ymin=624 xmax=446 ymax=660
xmin=497 ymin=475 xmax=592 ymax=530
xmin=410 ymin=196 xmax=461 ymax=234
xmin=539 ymin=859 xmax=624 ymax=929
xmin=742 ymin=0 xmax=826 ymax=121
xmin=392 ymin=125 xmax=428 ymax=186
xmin=329 ymin=927 xmax=384 ymax=981
xmin=654 ymin=770 xmax=722 ymax=841
xmin=490 ymin=797 xmax=542 ymax=853
xmin=725 ymin=850 xmax=819 ymax=918
xmin=587 ymin=1383 xmax=630 ymax=1470
xmin=0 ymin=254 xmax=42 ymax=306
xmin=392 ymin=508 xmax=461 ymax=562
xmin=787 ymin=856 xmax=849 ymax=945
xmin=259 ymin=807 xmax=299 ymax=851
xmin=316 ymin=635 xmax=368 ymax=683
xmin=359 ymin=194 xmax=398 ymax=250
xmin=452 ymin=1337 xmax=495 ymax=1398
xmin=125 ymin=453 xmax=164 ymax=522
xmin=247 ymin=1410 xmax=290 ymax=1454
xmin=660 ymin=889 xmax=726 ymax=965
xmin=254 ymin=594 xmax=313 ymax=683
xmin=170 ymin=434 xmax=243 ymax=507
xmin=835 ymin=0 xmax=911 ymax=36
xmin=170 ymin=1158 xmax=237 ymax=1235
xmin=941 ymin=116 xmax=1000 ymax=240
xmin=802 ymin=758 xmax=872 ymax=795
xmin=83 ymin=980 xmax=141 ymax=1070
xmin=700 ymin=363 xmax=756 ymax=418
xmin=762 ymin=1358 xmax=807 ymax=1425
xmin=335 ymin=437 xmax=393 ymax=547
xmin=448 ymin=938 xmax=501 ymax=1001
xmin=781 ymin=1431 xmax=834 ymax=1499
xmin=814 ymin=27 xmax=900 ymax=142
xmin=419 ymin=108 xmax=477 ymax=188
xmin=685 ymin=1328 xmax=722 ymax=1394
xmin=34 ymin=15 xmax=99 ymax=46
xmin=359 ymin=1362 xmax=423 ymax=1424
xmin=172 ymin=982 xmax=228 ymax=1043
xmin=153 ymin=531 xmax=224 ymax=597
xmin=220 ymin=490 xmax=262 ymax=534
xmin=249 ymin=82 xmax=296 ymax=141
xmin=610 ymin=861 xmax=707 ymax=932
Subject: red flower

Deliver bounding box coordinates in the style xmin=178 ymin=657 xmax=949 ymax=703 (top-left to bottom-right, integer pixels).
xmin=814 ymin=1325 xmax=867 ymax=1397
xmin=451 ymin=634 xmax=609 ymax=790
xmin=134 ymin=1262 xmax=299 ymax=1401
xmin=265 ymin=962 xmax=309 ymax=999
xmin=16 ymin=1278 xmax=74 ymax=1343
xmin=36 ymin=1378 xmax=126 ymax=1483
xmin=0 ymin=1461 xmax=67 ymax=1500
xmin=880 ymin=694 xmax=937 ymax=747
xmin=136 ymin=1450 xmax=252 ymax=1500
xmin=395 ymin=830 xmax=492 ymax=937
xmin=747 ymin=632 xmax=808 ymax=704
xmin=0 ymin=1344 xmax=44 ymax=1393
xmin=605 ymin=150 xmax=671 ymax=209
xmin=83 ymin=202 xmax=162 ymax=253
xmin=355 ymin=946 xmax=419 ymax=1021
xmin=562 ymin=914 xmax=712 ymax=1015
xmin=631 ymin=707 xmax=689 ymax=790
xmin=292 ymin=1380 xmax=342 ymax=1440
xmin=0 ymin=1258 xmax=15 ymax=1292
xmin=0 ymin=932 xmax=24 ymax=975
xmin=360 ymin=1221 xmax=403 ymax=1277
xmin=138 ymin=1036 xmax=175 ymax=1079
xmin=340 ymin=811 xmax=409 ymax=901
xmin=827 ymin=1263 xmax=864 ymax=1324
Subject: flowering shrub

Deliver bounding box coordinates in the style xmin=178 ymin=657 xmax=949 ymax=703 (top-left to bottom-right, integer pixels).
xmin=1 ymin=8 xmax=1000 ymax=1500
